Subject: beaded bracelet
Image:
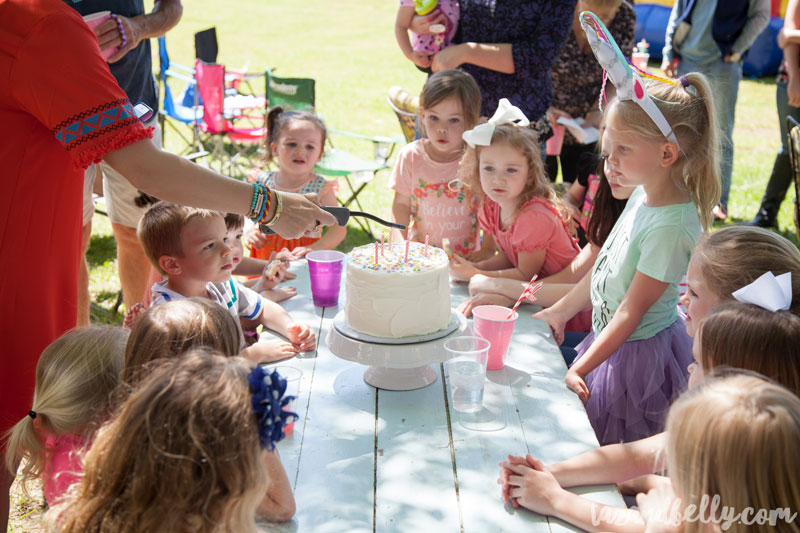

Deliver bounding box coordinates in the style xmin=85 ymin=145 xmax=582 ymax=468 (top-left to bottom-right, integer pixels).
xmin=247 ymin=183 xmax=275 ymax=226
xmin=110 ymin=14 xmax=127 ymax=49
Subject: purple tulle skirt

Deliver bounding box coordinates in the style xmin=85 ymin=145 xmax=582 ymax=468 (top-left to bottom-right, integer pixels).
xmin=572 ymin=319 xmax=693 ymax=445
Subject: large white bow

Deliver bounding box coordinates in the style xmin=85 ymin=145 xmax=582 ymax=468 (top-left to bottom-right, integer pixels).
xmin=732 ymin=271 xmax=793 ymax=312
xmin=461 ymin=98 xmax=530 ymax=148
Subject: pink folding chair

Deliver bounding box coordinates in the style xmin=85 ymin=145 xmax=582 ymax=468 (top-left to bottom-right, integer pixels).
xmin=194 ymin=59 xmax=265 ymax=178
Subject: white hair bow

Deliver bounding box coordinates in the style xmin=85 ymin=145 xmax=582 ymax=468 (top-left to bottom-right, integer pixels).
xmin=732 ymin=271 xmax=792 ymax=312
xmin=461 ymin=98 xmax=530 ymax=148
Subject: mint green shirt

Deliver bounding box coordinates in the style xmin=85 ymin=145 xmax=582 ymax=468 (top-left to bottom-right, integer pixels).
xmin=590 ymin=187 xmax=701 ymax=340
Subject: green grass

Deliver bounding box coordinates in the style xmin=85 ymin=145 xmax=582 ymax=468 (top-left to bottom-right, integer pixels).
xmin=84 ymin=0 xmax=800 ymax=325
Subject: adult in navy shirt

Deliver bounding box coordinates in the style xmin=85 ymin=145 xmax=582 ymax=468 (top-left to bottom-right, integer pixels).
xmin=414 ymin=0 xmax=576 ymax=129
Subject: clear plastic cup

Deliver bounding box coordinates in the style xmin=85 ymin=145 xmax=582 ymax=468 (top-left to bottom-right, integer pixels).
xmin=273 ymin=366 xmax=302 ymax=435
xmin=472 ymin=305 xmax=518 ymax=370
xmin=306 ymin=250 xmax=345 ymax=307
xmin=444 ymin=336 xmax=490 ymax=413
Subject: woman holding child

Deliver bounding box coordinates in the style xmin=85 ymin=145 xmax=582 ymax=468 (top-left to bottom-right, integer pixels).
xmin=0 ymin=0 xmax=333 ymax=526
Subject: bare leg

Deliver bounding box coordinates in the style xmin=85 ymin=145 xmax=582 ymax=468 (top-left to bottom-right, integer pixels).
xmin=111 ymin=222 xmax=151 ymax=310
xmin=77 ymin=222 xmax=93 ymax=327
xmin=1 ymin=463 xmax=15 ymax=532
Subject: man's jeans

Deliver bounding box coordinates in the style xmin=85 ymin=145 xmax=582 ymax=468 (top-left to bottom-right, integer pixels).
xmin=678 ymin=57 xmax=742 ymax=208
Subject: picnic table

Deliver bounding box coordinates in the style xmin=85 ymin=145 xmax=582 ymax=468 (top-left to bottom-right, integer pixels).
xmin=259 ymin=263 xmax=624 ymax=532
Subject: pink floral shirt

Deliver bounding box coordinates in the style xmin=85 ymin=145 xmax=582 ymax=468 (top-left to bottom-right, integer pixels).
xmin=389 ymin=140 xmax=480 ymax=256
xmin=478 ymin=197 xmax=580 ymax=277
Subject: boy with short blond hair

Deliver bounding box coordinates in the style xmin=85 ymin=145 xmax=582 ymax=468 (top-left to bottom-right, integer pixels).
xmin=137 ymin=202 xmax=315 ymax=362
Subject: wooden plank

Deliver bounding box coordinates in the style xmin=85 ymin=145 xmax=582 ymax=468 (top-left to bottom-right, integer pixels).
xmin=283 ymin=309 xmax=377 ymax=533
xmin=375 ymin=366 xmax=462 ymax=533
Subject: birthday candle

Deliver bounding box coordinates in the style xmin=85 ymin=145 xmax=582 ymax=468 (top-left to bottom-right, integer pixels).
xmin=388 ymin=232 xmax=393 ymax=248
xmin=374 ymin=241 xmax=379 ymax=266
xmin=381 ymin=234 xmax=385 ymax=256
xmin=404 ymin=239 xmax=410 ymax=263
xmin=424 ymin=234 xmax=429 ymax=257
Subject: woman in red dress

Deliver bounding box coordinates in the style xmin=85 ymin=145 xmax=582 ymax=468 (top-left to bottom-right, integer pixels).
xmin=0 ymin=0 xmax=334 ymax=525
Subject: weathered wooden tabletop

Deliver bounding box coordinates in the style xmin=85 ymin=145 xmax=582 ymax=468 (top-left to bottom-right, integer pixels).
xmin=258 ymin=264 xmax=623 ymax=532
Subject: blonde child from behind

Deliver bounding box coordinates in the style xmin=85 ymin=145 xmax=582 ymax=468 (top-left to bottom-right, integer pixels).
xmin=390 ymin=69 xmax=486 ymax=258
xmin=122 ymin=297 xmax=243 ymax=388
xmin=536 ymin=72 xmax=721 ymax=444
xmin=47 ymin=350 xmax=296 ymax=532
xmin=137 ymin=202 xmax=315 ymax=363
xmin=4 ymin=326 xmax=127 ymax=505
xmin=651 ymin=375 xmax=800 ymax=533
xmin=242 ymin=108 xmax=345 ymax=260
xmin=450 ymin=117 xmax=580 ymax=285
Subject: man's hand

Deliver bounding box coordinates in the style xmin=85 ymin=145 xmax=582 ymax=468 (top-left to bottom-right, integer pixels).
xmin=94 ymin=15 xmax=144 ymax=63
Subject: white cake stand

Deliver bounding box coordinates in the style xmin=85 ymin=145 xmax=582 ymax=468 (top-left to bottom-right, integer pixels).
xmin=327 ymin=310 xmax=468 ymax=391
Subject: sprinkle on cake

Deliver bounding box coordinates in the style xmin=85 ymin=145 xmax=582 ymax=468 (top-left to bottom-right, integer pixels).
xmin=348 ymin=241 xmax=448 ymax=274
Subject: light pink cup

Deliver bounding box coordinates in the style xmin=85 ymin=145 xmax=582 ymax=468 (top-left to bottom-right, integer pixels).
xmin=546 ymin=124 xmax=565 ymax=156
xmin=632 ymin=52 xmax=650 ymax=72
xmin=83 ymin=11 xmax=116 ymax=61
xmin=472 ymin=305 xmax=518 ymax=370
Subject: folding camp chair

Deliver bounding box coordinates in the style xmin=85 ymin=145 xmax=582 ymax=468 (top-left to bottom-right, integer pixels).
xmin=387 ymin=86 xmax=419 ymax=144
xmin=195 ymin=60 xmax=265 ymax=179
xmin=785 ymin=116 xmax=800 ymax=241
xmin=157 ymin=36 xmax=204 ymax=155
xmin=265 ymin=71 xmax=401 ymax=237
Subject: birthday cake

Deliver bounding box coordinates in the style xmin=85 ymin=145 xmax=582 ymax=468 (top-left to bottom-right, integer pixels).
xmin=345 ymin=241 xmax=451 ymax=338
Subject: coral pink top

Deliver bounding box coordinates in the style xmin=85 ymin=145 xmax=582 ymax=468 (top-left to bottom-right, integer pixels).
xmin=43 ymin=434 xmax=88 ymax=504
xmin=478 ymin=197 xmax=580 ymax=277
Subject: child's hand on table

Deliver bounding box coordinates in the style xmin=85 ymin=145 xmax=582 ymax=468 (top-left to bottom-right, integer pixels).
xmin=286 ymin=322 xmax=316 ymax=352
xmin=457 ymin=292 xmax=514 ymax=317
xmin=449 ymin=254 xmax=478 ymax=282
xmin=565 ymin=369 xmax=590 ymax=403
xmin=532 ymin=307 xmax=567 ymax=345
xmin=498 ymin=454 xmax=564 ymax=514
xmin=245 ymin=339 xmax=298 ymax=363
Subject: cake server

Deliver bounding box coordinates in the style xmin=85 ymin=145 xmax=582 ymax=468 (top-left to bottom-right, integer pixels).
xmin=260 ymin=206 xmax=405 ymax=235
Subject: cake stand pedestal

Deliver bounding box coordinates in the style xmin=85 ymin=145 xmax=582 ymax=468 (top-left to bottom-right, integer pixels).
xmin=327 ymin=310 xmax=468 ymax=391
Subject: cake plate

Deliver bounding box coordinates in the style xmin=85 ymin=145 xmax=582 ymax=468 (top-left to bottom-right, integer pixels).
xmin=327 ymin=310 xmax=468 ymax=391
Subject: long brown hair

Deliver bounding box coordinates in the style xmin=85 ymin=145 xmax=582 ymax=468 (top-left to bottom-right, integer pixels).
xmin=48 ymin=351 xmax=269 ymax=533
xmin=699 ymin=302 xmax=800 ymax=397
xmin=584 ymin=160 xmax=628 ymax=247
xmin=123 ymin=298 xmax=243 ymax=388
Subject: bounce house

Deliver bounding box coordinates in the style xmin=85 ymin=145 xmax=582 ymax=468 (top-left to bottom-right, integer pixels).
xmin=633 ymin=0 xmax=786 ymax=77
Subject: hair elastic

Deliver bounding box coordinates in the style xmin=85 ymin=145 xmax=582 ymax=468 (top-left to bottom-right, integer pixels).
xmin=28 ymin=410 xmax=37 ymax=420
xmin=679 ymin=75 xmax=690 ymax=88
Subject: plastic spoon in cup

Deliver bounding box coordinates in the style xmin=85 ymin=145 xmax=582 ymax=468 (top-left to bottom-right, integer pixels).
xmin=507 ymin=275 xmax=544 ymax=319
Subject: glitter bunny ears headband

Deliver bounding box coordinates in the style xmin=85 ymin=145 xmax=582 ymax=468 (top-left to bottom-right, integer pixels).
xmin=462 ymin=98 xmax=530 ymax=148
xmin=579 ymin=11 xmax=681 ymax=151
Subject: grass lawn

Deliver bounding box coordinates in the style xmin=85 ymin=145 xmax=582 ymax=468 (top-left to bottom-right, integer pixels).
xmin=81 ymin=0 xmax=799 ymax=327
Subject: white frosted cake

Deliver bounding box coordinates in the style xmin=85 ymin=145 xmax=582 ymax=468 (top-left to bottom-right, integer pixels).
xmin=345 ymin=241 xmax=451 ymax=338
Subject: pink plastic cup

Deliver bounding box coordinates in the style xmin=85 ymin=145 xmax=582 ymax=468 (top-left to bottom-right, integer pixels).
xmin=82 ymin=11 xmax=116 ymax=61
xmin=546 ymin=124 xmax=565 ymax=156
xmin=472 ymin=305 xmax=518 ymax=370
xmin=632 ymin=52 xmax=650 ymax=72
xmin=307 ymin=250 xmax=345 ymax=307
